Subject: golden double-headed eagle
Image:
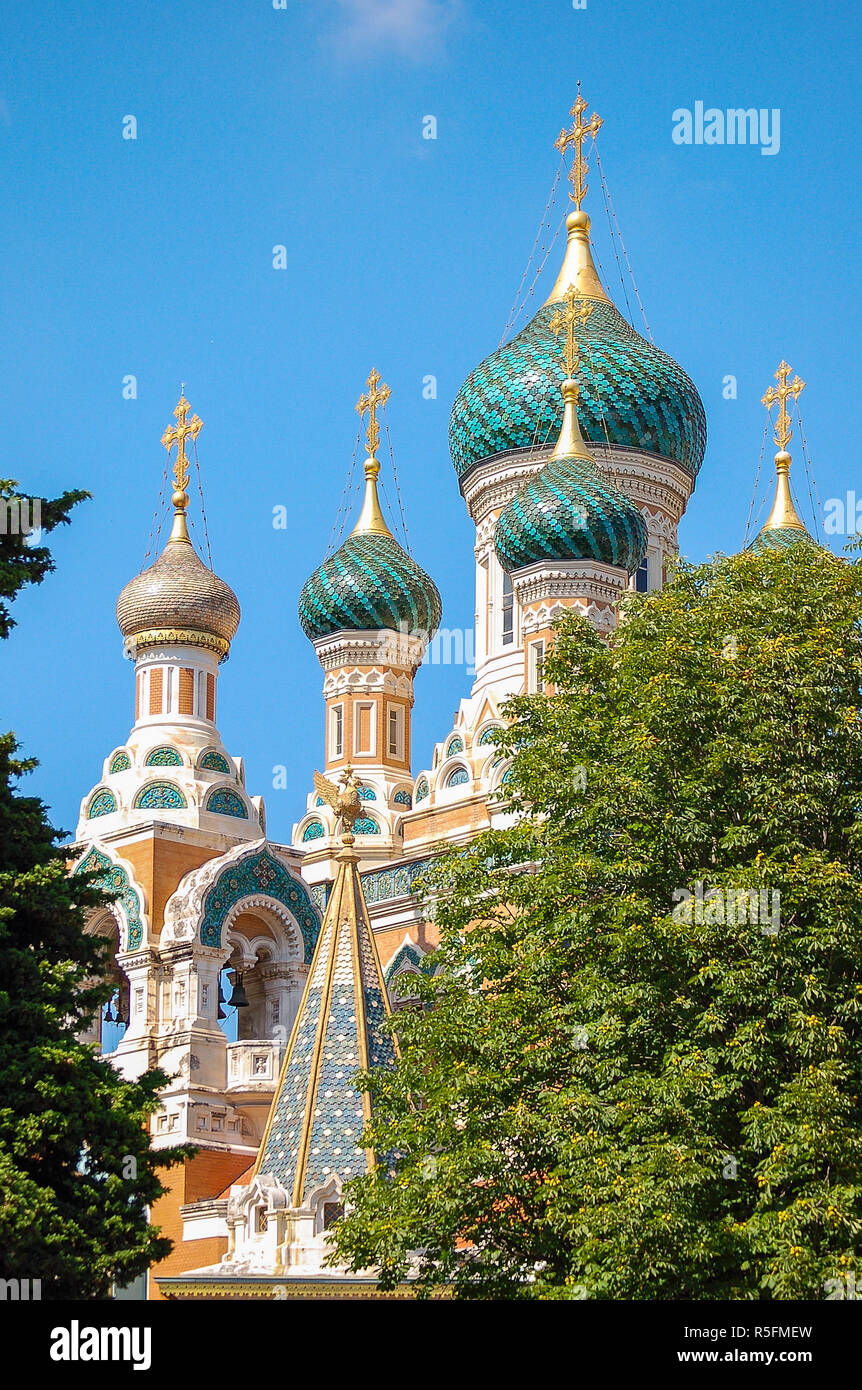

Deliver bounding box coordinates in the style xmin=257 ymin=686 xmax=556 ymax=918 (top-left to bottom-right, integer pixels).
xmin=313 ymin=764 xmax=363 ymax=836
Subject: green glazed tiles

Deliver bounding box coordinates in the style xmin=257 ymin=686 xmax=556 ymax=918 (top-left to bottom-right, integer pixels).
xmin=299 ymin=532 xmax=442 ymax=640
xmin=450 ymin=299 xmax=706 ymax=478
xmin=495 ymin=451 xmax=648 ymax=575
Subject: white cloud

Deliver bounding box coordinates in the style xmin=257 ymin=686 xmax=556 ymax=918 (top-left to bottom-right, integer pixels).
xmin=329 ymin=0 xmax=462 ymax=60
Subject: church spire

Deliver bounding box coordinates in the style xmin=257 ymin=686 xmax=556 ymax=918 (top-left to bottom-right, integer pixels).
xmin=544 ymin=88 xmax=610 ymax=306
xmin=255 ymin=777 xmax=398 ymax=1209
xmin=352 ymin=368 xmax=393 ymax=538
xmin=760 ymin=360 xmax=807 ymax=533
xmin=547 ymin=287 xmax=595 ymax=461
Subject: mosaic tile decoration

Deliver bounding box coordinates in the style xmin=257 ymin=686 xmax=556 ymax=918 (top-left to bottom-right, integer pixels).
xmin=87 ymin=789 xmax=117 ymax=819
xmin=256 ymin=859 xmax=397 ymax=1205
xmin=749 ymin=525 xmax=816 ymax=554
xmin=200 ymin=750 xmax=231 ymax=774
xmin=357 ymin=786 xmax=377 ymax=800
xmin=353 ymin=816 xmax=380 ymax=836
xmin=109 ymin=751 xmax=131 ymax=773
xmin=446 ymin=766 xmax=470 ymax=788
xmin=200 ymin=849 xmax=320 ymax=958
xmin=298 ymin=532 xmax=442 ymax=641
xmin=145 ymin=746 xmax=183 ymax=767
xmin=393 ymin=789 xmax=412 ymax=807
xmin=134 ymin=781 xmax=187 ymax=811
xmin=449 ymin=299 xmax=707 ymax=479
xmin=205 ymin=787 xmax=249 ymax=818
xmin=360 ymin=856 xmax=433 ymax=904
xmin=446 ymin=736 xmax=464 ymax=756
xmin=302 ymin=819 xmax=325 ymax=841
xmin=74 ymin=846 xmax=144 ymax=950
xmin=415 ymin=778 xmax=429 ymax=803
xmin=495 ymin=450 xmax=647 ymax=575
xmin=478 ymin=725 xmax=502 ymax=746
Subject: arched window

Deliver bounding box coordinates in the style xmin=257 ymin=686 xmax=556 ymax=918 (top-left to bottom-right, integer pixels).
xmin=302 ymin=819 xmax=325 ymax=842
xmin=501 ymin=571 xmax=514 ymax=645
xmin=357 ymin=786 xmax=377 ymax=800
xmin=415 ymin=778 xmax=429 ymax=803
xmin=109 ymin=751 xmax=131 ymax=773
xmin=446 ymin=766 xmax=470 ymax=788
xmin=446 ymin=735 xmax=464 ymax=757
xmin=394 ymin=789 xmax=412 ymax=807
xmin=478 ymin=725 xmax=502 ymax=746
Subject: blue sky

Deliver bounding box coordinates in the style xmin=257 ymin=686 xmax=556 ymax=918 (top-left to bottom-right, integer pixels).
xmin=2 ymin=0 xmax=859 ymax=844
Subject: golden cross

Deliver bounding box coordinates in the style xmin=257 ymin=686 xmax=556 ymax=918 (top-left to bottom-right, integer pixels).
xmin=761 ymin=361 xmax=805 ymax=451
xmin=161 ymin=392 xmax=203 ymax=497
xmin=549 ymin=287 xmax=593 ymax=377
xmin=555 ymin=90 xmax=603 ymax=210
xmin=356 ymin=368 xmax=391 ymax=459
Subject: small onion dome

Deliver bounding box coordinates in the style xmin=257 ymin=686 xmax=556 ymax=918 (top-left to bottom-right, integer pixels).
xmin=748 ymin=450 xmax=817 ymax=555
xmin=117 ymin=515 xmax=240 ymax=660
xmin=495 ymin=378 xmax=647 ymax=576
xmin=450 ymin=211 xmax=706 ymax=481
xmin=299 ymin=456 xmax=441 ymax=641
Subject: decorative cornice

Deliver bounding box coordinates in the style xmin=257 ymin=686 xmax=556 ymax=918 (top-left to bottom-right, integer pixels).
xmin=511 ymin=558 xmax=627 ymax=608
xmin=125 ymin=628 xmax=230 ymax=660
xmin=312 ymin=629 xmax=428 ymax=674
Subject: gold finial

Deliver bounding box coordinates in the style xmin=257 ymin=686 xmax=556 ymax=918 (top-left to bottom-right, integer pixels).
xmin=760 ymin=362 xmax=807 ymax=533
xmin=548 ymin=289 xmax=594 ymax=462
xmin=356 ymin=367 xmax=391 ymax=461
xmin=352 ymin=369 xmax=394 ymax=537
xmin=761 ymin=360 xmax=805 ymax=451
xmin=161 ymin=391 xmax=203 ymax=544
xmin=555 ymin=89 xmax=604 ymax=211
xmin=549 ymin=286 xmax=593 ymax=379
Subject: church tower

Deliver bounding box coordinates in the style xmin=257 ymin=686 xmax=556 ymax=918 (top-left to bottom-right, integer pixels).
xmin=72 ymin=394 xmax=325 ymax=1295
xmin=402 ymin=92 xmax=706 ymax=847
xmin=294 ymin=371 xmax=441 ymax=882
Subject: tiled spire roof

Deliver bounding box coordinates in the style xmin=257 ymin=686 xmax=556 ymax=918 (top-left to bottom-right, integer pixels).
xmin=254 ymin=837 xmax=398 ymax=1206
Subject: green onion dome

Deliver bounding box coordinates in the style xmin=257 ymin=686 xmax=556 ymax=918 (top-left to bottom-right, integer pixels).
xmin=450 ymin=212 xmax=706 ymax=481
xmin=495 ymin=380 xmax=647 ymax=576
xmin=749 ymin=525 xmax=816 ymax=554
xmin=299 ymin=456 xmax=441 ymax=640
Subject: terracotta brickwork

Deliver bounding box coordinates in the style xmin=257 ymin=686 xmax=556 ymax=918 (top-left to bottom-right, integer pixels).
xmin=178 ymin=667 xmax=195 ymax=715
xmin=147 ymin=1149 xmax=252 ymax=1300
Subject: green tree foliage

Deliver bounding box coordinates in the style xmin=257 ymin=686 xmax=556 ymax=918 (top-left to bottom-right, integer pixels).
xmin=0 ymin=481 xmax=189 ymax=1298
xmin=331 ymin=545 xmax=862 ymax=1299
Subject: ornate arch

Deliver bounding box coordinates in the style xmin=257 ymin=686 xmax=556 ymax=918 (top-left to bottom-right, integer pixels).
xmin=73 ymin=845 xmax=147 ymax=951
xmin=161 ymin=839 xmax=320 ymax=962
xmin=222 ymin=894 xmax=305 ymax=964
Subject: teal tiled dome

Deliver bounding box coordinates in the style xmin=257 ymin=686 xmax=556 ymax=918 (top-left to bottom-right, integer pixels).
xmin=749 ymin=525 xmax=815 ymax=554
xmin=299 ymin=532 xmax=442 ymax=640
xmin=495 ymin=450 xmax=648 ymax=576
xmin=450 ymin=302 xmax=706 ymax=481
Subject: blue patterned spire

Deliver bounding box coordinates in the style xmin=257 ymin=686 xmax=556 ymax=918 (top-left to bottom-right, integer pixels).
xmin=254 ymin=840 xmax=397 ymax=1206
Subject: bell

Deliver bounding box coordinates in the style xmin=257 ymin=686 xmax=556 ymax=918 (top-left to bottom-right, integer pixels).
xmin=228 ymin=973 xmax=249 ymax=1009
xmin=217 ymin=1003 xmax=227 ymax=1021
xmin=104 ymin=1000 xmax=116 ymax=1025
xmin=115 ymin=998 xmax=127 ymax=1027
